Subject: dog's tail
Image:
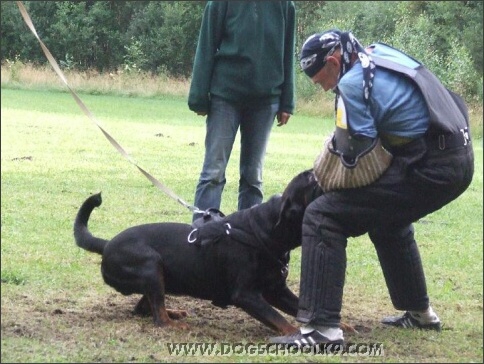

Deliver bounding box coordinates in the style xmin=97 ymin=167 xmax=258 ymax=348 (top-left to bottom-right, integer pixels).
xmin=74 ymin=192 xmax=108 ymax=255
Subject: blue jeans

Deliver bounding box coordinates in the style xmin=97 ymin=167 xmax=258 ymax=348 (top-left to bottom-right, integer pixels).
xmin=193 ymin=96 xmax=279 ymax=221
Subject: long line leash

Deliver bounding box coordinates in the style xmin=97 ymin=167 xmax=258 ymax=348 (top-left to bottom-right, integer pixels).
xmin=16 ymin=1 xmax=202 ymax=214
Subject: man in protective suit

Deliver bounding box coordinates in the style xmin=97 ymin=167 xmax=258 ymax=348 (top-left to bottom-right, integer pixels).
xmin=270 ymin=29 xmax=474 ymax=346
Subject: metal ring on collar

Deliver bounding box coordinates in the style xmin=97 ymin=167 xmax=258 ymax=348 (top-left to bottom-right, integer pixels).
xmin=281 ymin=264 xmax=289 ymax=277
xmin=224 ymin=223 xmax=231 ymax=235
xmin=187 ymin=228 xmax=198 ymax=244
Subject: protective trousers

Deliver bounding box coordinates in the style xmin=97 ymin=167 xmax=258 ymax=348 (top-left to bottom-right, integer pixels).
xmin=297 ymin=208 xmax=348 ymax=327
xmin=369 ymin=225 xmax=428 ymax=311
xmin=296 ymin=137 xmax=474 ymax=327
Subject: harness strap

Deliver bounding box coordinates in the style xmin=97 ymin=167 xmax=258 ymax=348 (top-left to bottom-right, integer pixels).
xmin=426 ymin=128 xmax=471 ymax=150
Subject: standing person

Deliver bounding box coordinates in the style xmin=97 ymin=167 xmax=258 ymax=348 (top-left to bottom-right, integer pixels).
xmin=188 ymin=1 xmax=296 ymax=220
xmin=270 ymin=29 xmax=474 ymax=346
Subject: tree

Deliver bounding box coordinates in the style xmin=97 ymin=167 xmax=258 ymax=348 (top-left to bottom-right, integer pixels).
xmin=125 ymin=1 xmax=204 ymax=77
xmin=2 ymin=1 xmax=482 ymax=98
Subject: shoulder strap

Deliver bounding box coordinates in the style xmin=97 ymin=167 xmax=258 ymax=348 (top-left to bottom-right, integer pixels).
xmin=371 ymin=54 xmax=469 ymax=134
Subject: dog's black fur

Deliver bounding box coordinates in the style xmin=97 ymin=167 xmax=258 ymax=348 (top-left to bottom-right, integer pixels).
xmin=74 ymin=169 xmax=321 ymax=333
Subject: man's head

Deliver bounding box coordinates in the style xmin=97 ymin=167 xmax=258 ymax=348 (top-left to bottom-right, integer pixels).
xmin=300 ymin=30 xmax=341 ymax=77
xmin=299 ymin=30 xmax=344 ymax=90
xmin=299 ymin=30 xmax=375 ymax=99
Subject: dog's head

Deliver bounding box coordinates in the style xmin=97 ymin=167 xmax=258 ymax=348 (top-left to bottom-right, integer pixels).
xmin=274 ymin=169 xmax=321 ymax=248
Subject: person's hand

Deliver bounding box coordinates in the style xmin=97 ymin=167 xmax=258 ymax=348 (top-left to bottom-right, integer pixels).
xmin=276 ymin=111 xmax=291 ymax=126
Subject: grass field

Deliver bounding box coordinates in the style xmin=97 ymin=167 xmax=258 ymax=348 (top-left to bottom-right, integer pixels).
xmin=1 ymin=86 xmax=483 ymax=363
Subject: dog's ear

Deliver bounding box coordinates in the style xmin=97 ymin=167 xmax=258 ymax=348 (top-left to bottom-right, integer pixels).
xmin=275 ymin=197 xmax=288 ymax=230
xmin=276 ymin=168 xmax=317 ymax=228
xmin=276 ymin=194 xmax=304 ymax=229
xmin=276 ymin=196 xmax=290 ymax=227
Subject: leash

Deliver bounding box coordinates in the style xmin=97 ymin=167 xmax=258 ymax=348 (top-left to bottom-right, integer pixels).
xmin=16 ymin=1 xmax=203 ymax=215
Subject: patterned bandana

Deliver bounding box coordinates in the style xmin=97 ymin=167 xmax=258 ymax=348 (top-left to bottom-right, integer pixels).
xmin=300 ymin=29 xmax=375 ymax=102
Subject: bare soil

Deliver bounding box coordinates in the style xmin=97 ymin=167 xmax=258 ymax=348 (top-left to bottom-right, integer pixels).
xmin=1 ymin=279 xmax=378 ymax=362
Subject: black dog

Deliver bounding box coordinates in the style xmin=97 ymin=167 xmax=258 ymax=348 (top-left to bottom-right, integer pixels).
xmin=74 ymin=169 xmax=321 ymax=334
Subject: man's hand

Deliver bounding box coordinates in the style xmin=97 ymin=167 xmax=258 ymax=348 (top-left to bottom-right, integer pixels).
xmin=276 ymin=111 xmax=291 ymax=126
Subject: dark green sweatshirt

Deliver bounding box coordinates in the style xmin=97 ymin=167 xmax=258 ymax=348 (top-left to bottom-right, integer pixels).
xmin=188 ymin=1 xmax=296 ymax=113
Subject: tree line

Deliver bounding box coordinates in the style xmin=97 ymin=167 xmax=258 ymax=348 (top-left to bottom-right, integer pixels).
xmin=1 ymin=1 xmax=482 ymax=99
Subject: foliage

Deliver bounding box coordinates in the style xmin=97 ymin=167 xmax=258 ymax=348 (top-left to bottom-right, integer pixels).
xmin=59 ymin=52 xmax=76 ymax=71
xmin=123 ymin=1 xmax=205 ymax=77
xmin=122 ymin=37 xmax=147 ymax=73
xmin=388 ymin=7 xmax=481 ymax=100
xmin=297 ymin=1 xmax=483 ymax=100
xmin=1 ymin=1 xmax=482 ymax=98
xmin=444 ymin=38 xmax=482 ymax=101
xmin=1 ymin=61 xmax=481 ymax=138
xmin=3 ymin=55 xmax=24 ymax=82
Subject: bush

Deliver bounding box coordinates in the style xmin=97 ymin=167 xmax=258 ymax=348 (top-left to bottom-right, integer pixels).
xmin=390 ymin=11 xmax=481 ymax=101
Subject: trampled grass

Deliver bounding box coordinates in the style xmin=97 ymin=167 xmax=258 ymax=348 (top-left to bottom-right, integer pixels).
xmin=1 ymin=86 xmax=483 ymax=363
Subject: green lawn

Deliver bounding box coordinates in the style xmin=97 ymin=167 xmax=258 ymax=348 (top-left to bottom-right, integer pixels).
xmin=1 ymin=87 xmax=482 ymax=363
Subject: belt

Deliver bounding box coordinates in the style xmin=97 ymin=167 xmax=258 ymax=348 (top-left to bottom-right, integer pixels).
xmin=380 ymin=133 xmax=415 ymax=147
xmin=426 ymin=128 xmax=471 ymax=150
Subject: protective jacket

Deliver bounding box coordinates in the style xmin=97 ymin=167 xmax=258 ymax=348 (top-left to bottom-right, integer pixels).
xmin=315 ymin=43 xmax=471 ymax=192
xmin=368 ymin=43 xmax=470 ymax=145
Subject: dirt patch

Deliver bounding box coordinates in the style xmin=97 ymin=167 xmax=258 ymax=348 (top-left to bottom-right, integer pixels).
xmin=1 ymin=284 xmax=372 ymax=346
xmin=4 ymin=277 xmax=479 ymax=363
xmin=2 ymin=289 xmax=280 ymax=341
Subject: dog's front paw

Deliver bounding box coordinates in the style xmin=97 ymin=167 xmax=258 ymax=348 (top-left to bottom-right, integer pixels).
xmin=172 ymin=321 xmax=190 ymax=330
xmin=154 ymin=317 xmax=190 ymax=330
xmin=167 ymin=308 xmax=189 ymax=320
xmin=340 ymin=321 xmax=358 ymax=334
xmin=158 ymin=320 xmax=189 ymax=330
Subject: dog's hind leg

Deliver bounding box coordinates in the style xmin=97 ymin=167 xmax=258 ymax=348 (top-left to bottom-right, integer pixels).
xmin=133 ymin=295 xmax=151 ymax=316
xmin=166 ymin=309 xmax=188 ymax=320
xmin=134 ymin=296 xmax=188 ymax=320
xmin=145 ymin=265 xmax=189 ymax=330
